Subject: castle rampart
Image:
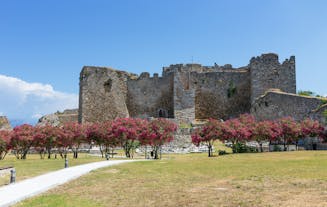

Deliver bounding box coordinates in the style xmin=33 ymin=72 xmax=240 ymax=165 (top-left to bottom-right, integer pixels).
xmin=79 ymin=53 xmax=300 ymax=124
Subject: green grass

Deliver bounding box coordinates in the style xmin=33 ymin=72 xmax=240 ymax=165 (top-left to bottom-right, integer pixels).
xmin=16 ymin=151 xmax=327 ymax=207
xmin=0 ymin=153 xmax=104 ymax=185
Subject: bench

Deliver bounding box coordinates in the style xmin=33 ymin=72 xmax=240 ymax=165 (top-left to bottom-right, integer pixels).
xmin=105 ymin=152 xmax=118 ymax=160
xmin=0 ymin=166 xmax=15 ymax=183
xmin=0 ymin=166 xmax=14 ymax=176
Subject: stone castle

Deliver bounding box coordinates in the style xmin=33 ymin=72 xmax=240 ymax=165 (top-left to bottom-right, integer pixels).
xmin=78 ymin=53 xmax=326 ymax=125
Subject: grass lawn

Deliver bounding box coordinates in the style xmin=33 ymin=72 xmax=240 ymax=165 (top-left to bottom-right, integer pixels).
xmin=0 ymin=153 xmax=105 ymax=186
xmin=15 ymin=151 xmax=327 ymax=207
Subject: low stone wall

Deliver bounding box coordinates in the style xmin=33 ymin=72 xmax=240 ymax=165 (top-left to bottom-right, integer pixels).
xmin=251 ymin=90 xmax=326 ymax=122
xmin=37 ymin=109 xmax=78 ymax=126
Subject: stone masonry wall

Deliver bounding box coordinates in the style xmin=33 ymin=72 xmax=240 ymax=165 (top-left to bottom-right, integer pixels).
xmin=127 ymin=72 xmax=174 ymax=118
xmin=251 ymin=90 xmax=326 ymax=121
xmin=79 ymin=66 xmax=134 ymax=123
xmin=250 ymin=53 xmax=296 ymax=103
xmin=173 ymin=68 xmax=196 ymax=124
xmin=194 ymin=70 xmax=251 ymax=120
xmin=38 ymin=109 xmax=78 ymax=126
xmin=79 ymin=53 xmax=301 ymax=125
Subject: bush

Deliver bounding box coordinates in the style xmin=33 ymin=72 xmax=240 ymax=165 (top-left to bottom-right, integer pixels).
xmin=232 ymin=142 xmax=258 ymax=153
xmin=218 ymin=150 xmax=227 ymax=156
xmin=272 ymin=145 xmax=282 ymax=152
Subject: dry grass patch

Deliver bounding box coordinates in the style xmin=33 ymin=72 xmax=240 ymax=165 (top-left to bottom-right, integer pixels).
xmin=16 ymin=151 xmax=327 ymax=207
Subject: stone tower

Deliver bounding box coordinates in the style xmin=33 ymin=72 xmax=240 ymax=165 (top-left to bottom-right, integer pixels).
xmin=249 ymin=53 xmax=296 ymax=103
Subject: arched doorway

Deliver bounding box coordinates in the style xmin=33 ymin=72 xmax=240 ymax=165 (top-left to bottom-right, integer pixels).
xmin=157 ymin=108 xmax=168 ymax=118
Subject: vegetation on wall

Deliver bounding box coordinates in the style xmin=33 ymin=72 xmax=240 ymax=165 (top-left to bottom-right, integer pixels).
xmin=227 ymin=82 xmax=237 ymax=98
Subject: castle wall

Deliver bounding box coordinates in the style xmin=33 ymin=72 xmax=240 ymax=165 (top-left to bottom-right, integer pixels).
xmin=251 ymin=90 xmax=326 ymax=121
xmin=79 ymin=66 xmax=131 ymax=123
xmin=78 ymin=53 xmax=301 ymax=125
xmin=126 ymin=73 xmax=174 ymax=118
xmin=250 ymin=53 xmax=296 ymax=103
xmin=194 ymin=70 xmax=251 ymax=120
xmin=174 ymin=69 xmax=195 ymax=123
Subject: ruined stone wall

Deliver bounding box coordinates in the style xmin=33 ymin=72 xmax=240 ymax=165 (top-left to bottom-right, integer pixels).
xmin=38 ymin=109 xmax=78 ymax=126
xmin=79 ymin=53 xmax=299 ymax=124
xmin=79 ymin=66 xmax=134 ymax=123
xmin=0 ymin=116 xmax=12 ymax=130
xmin=250 ymin=53 xmax=296 ymax=103
xmin=171 ymin=65 xmax=200 ymax=124
xmin=251 ymin=90 xmax=326 ymax=121
xmin=126 ymin=73 xmax=174 ymax=118
xmin=309 ymin=104 xmax=327 ymax=124
xmin=194 ymin=70 xmax=251 ymax=120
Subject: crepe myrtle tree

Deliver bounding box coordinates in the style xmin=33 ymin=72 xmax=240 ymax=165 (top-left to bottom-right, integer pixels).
xmin=278 ymin=117 xmax=301 ymax=151
xmin=142 ymin=118 xmax=177 ymax=159
xmin=221 ymin=117 xmax=252 ymax=153
xmin=10 ymin=124 xmax=35 ymax=159
xmin=252 ymin=120 xmax=281 ymax=152
xmin=56 ymin=126 xmax=72 ymax=159
xmin=111 ymin=118 xmax=143 ymax=158
xmin=100 ymin=121 xmax=120 ymax=158
xmin=192 ymin=118 xmax=223 ymax=157
xmin=0 ymin=130 xmax=12 ymax=160
xmin=62 ymin=122 xmax=87 ymax=159
xmin=301 ymin=118 xmax=325 ymax=149
xmin=86 ymin=122 xmax=106 ymax=158
xmin=33 ymin=125 xmax=60 ymax=159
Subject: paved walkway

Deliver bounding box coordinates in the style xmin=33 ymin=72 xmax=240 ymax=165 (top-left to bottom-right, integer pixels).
xmin=0 ymin=160 xmax=140 ymax=207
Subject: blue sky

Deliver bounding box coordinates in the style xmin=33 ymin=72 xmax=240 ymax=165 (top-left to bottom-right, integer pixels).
xmin=0 ymin=0 xmax=327 ymax=124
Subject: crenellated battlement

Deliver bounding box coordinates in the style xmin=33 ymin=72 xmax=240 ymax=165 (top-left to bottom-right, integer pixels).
xmin=249 ymin=53 xmax=295 ymax=67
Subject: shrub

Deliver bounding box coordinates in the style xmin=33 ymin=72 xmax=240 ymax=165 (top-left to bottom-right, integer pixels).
xmin=232 ymin=142 xmax=257 ymax=153
xmin=272 ymin=145 xmax=282 ymax=152
xmin=218 ymin=150 xmax=227 ymax=156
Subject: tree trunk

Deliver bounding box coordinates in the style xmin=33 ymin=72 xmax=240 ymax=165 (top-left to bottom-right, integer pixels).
xmin=99 ymin=145 xmax=104 ymax=158
xmin=208 ymin=144 xmax=212 ymax=157
xmin=259 ymin=143 xmax=263 ymax=152
xmin=47 ymin=148 xmax=51 ymax=159
xmin=283 ymin=138 xmax=287 ymax=151
xmin=154 ymin=146 xmax=159 ymax=159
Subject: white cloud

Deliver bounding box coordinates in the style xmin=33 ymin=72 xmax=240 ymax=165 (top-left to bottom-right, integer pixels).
xmin=0 ymin=74 xmax=78 ymax=123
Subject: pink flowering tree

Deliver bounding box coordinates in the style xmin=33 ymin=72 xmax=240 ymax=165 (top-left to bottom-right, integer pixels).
xmin=191 ymin=118 xmax=223 ymax=157
xmin=142 ymin=118 xmax=177 ymax=159
xmin=55 ymin=126 xmax=71 ymax=159
xmin=0 ymin=130 xmax=12 ymax=160
xmin=101 ymin=121 xmax=120 ymax=158
xmin=278 ymin=117 xmax=301 ymax=151
xmin=221 ymin=117 xmax=252 ymax=153
xmin=301 ymin=118 xmax=325 ymax=138
xmin=301 ymin=118 xmax=325 ymax=149
xmin=86 ymin=122 xmax=107 ymax=158
xmin=62 ymin=122 xmax=87 ymax=159
xmin=33 ymin=125 xmax=60 ymax=159
xmin=10 ymin=124 xmax=35 ymax=159
xmin=111 ymin=118 xmax=142 ymax=158
xmin=252 ymin=120 xmax=280 ymax=152
xmin=86 ymin=121 xmax=122 ymax=158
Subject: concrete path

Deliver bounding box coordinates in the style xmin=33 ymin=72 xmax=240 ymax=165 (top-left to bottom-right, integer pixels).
xmin=0 ymin=160 xmax=140 ymax=207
